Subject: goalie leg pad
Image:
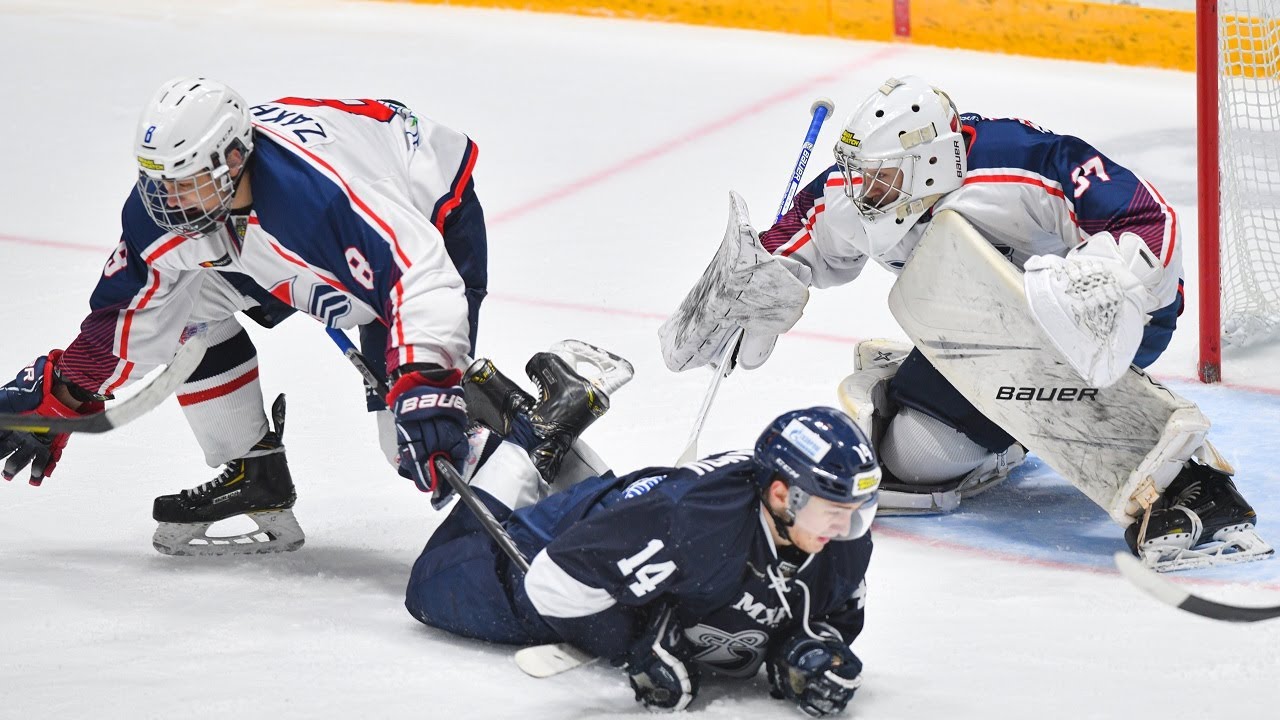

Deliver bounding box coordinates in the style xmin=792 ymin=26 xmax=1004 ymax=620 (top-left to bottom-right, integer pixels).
xmin=873 ymin=445 xmax=1025 ymax=516
xmin=888 ymin=209 xmax=1213 ymax=526
xmin=837 ymin=340 xmax=1023 ymax=515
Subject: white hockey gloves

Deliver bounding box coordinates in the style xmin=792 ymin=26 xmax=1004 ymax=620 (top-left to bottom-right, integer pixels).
xmin=658 ymin=192 xmax=810 ymax=372
xmin=1024 ymin=232 xmax=1162 ymax=388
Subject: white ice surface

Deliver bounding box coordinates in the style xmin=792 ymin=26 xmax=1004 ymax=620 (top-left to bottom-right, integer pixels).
xmin=2 ymin=1 xmax=1279 ymax=718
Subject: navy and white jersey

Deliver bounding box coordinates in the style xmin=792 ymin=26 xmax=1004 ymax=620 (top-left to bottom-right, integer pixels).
xmin=511 ymin=451 xmax=872 ymax=674
xmin=760 ymin=113 xmax=1183 ymax=312
xmin=59 ymin=98 xmax=478 ymax=396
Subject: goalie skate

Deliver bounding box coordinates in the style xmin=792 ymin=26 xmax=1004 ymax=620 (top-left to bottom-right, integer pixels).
xmin=1127 ymin=459 xmax=1274 ymax=572
xmin=152 ymin=394 xmax=303 ymax=556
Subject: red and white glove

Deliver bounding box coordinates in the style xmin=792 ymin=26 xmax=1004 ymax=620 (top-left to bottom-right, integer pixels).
xmin=0 ymin=351 xmax=103 ymax=485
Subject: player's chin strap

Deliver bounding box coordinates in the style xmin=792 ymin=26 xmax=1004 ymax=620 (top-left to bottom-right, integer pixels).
xmin=764 ymin=564 xmax=829 ymax=642
xmin=763 ymin=489 xmax=797 ymax=544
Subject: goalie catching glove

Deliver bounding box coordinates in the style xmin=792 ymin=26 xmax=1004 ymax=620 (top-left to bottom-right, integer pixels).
xmin=767 ymin=624 xmax=863 ymax=717
xmin=658 ymin=191 xmax=811 ymax=372
xmin=0 ymin=352 xmax=102 ymax=485
xmin=1024 ymin=231 xmax=1163 ymax=388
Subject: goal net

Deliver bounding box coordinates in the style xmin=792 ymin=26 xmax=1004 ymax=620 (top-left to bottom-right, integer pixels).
xmin=1207 ymin=0 xmax=1280 ymax=362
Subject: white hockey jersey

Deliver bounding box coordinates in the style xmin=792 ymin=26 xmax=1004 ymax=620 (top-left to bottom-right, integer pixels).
xmin=761 ymin=113 xmax=1183 ymax=314
xmin=61 ymin=98 xmax=479 ymax=396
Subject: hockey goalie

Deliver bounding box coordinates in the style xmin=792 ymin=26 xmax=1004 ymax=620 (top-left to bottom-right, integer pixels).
xmin=661 ymin=75 xmax=1272 ymax=572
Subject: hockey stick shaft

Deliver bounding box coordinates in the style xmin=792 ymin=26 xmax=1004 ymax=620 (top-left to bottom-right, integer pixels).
xmin=0 ymin=337 xmax=208 ymax=434
xmin=1113 ymin=551 xmax=1280 ymax=622
xmin=434 ymin=457 xmax=532 ymax=573
xmin=775 ymin=99 xmax=835 ymax=224
xmin=326 ymin=329 xmax=588 ymax=672
xmin=325 ymin=328 xmax=387 ymax=396
xmin=324 ymin=328 xmax=534 ymax=574
xmin=676 ymin=98 xmax=835 ymax=465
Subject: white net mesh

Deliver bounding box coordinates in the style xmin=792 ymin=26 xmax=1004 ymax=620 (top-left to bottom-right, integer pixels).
xmin=1219 ymin=1 xmax=1280 ymax=346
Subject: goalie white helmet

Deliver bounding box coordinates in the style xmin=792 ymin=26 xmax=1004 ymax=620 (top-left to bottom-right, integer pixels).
xmin=134 ymin=77 xmax=254 ymax=237
xmin=833 ymin=76 xmax=966 ymax=256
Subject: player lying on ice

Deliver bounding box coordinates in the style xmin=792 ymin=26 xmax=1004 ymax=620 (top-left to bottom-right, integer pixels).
xmin=407 ymin=356 xmax=880 ymax=716
xmin=0 ymin=76 xmax=505 ymax=555
xmin=660 ymin=75 xmax=1271 ymax=572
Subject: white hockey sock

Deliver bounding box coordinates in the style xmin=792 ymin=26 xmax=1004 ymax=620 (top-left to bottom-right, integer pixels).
xmin=177 ymin=320 xmax=269 ymax=467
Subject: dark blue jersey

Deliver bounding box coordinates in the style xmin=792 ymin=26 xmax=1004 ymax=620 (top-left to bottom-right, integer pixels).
xmin=513 ymin=451 xmax=872 ymax=675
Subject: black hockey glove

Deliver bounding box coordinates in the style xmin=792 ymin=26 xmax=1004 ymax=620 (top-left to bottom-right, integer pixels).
xmin=388 ymin=366 xmax=469 ymax=504
xmin=620 ymin=606 xmax=699 ymax=712
xmin=767 ymin=625 xmax=863 ymax=717
xmin=0 ymin=352 xmax=101 ymax=486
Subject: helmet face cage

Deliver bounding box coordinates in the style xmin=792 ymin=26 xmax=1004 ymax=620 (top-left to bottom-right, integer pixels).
xmin=136 ymin=140 xmax=243 ymax=237
xmin=835 ymin=150 xmax=919 ymax=219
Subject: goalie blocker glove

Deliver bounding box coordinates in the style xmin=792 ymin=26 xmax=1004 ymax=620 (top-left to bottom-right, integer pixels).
xmin=0 ymin=352 xmax=102 ymax=485
xmin=767 ymin=624 xmax=863 ymax=718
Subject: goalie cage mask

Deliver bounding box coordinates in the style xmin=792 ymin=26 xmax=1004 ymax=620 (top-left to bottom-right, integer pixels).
xmin=833 ymin=75 xmax=967 ymax=257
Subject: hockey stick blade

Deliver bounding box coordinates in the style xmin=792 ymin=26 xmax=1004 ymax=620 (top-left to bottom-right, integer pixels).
xmin=0 ymin=337 xmax=208 ymax=434
xmin=1113 ymin=551 xmax=1280 ymax=622
xmin=514 ymin=642 xmax=596 ymax=678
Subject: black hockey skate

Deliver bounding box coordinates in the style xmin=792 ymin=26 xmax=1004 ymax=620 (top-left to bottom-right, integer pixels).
xmin=152 ymin=395 xmax=303 ymax=556
xmin=463 ymin=358 xmax=535 ymax=435
xmin=526 ymin=352 xmax=610 ymax=483
xmin=1125 ymin=458 xmax=1273 ymax=571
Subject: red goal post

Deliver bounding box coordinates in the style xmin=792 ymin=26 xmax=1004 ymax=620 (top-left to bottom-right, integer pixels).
xmin=1198 ymin=0 xmax=1280 ymax=383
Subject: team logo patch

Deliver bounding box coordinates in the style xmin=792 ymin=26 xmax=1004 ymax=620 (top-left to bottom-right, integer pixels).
xmin=782 ymin=419 xmax=830 ymax=462
xmin=307 ymin=285 xmax=351 ymax=327
xmin=685 ymin=625 xmax=769 ymax=678
xmin=232 ymin=216 xmax=249 ymax=244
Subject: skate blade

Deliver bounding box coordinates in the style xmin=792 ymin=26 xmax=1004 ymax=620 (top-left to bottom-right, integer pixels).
xmin=153 ymin=509 xmax=305 ymax=556
xmin=1140 ymin=528 xmax=1275 ymax=573
xmin=548 ymin=340 xmax=634 ymax=395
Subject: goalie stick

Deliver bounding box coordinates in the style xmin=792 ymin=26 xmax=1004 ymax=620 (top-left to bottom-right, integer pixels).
xmin=0 ymin=337 xmax=208 ymax=434
xmin=527 ymin=98 xmax=840 ymax=677
xmin=674 ymin=97 xmax=834 ymax=466
xmin=1114 ymin=552 xmax=1280 ymax=623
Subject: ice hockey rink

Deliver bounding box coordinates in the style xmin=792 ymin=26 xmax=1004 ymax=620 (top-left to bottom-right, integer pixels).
xmin=2 ymin=0 xmax=1279 ymax=717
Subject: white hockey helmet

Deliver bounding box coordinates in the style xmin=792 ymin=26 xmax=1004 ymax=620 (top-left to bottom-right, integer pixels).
xmin=134 ymin=77 xmax=254 ymax=237
xmin=833 ymin=76 xmax=966 ymax=256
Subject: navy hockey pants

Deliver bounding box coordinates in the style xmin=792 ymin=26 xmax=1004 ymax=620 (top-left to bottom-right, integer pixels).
xmin=890 ymin=293 xmax=1182 ymax=452
xmin=405 ymin=490 xmax=559 ymax=646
